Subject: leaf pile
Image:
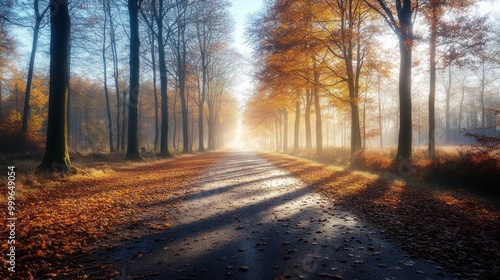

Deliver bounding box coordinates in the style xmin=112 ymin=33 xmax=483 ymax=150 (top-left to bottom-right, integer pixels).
xmin=261 ymin=153 xmax=500 ymax=279
xmin=0 ymin=152 xmax=223 ymax=279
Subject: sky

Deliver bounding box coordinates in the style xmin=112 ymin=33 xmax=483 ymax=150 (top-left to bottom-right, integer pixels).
xmin=227 ymin=0 xmax=264 ymax=147
xmin=230 ymin=0 xmax=264 ymax=56
xmin=229 ymin=0 xmax=264 ymax=107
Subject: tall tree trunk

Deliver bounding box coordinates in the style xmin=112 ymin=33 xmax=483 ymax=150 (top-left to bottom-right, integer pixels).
xmin=22 ymin=21 xmax=41 ymax=135
xmin=198 ymin=103 xmax=204 ymax=151
xmin=198 ymin=61 xmax=207 ymax=152
xmin=314 ymin=77 xmax=322 ymax=155
xmin=294 ymin=100 xmax=300 ymax=151
xmin=377 ymin=77 xmax=383 ymax=149
xmin=173 ymin=88 xmax=177 ymax=150
xmin=305 ymin=89 xmax=312 ymax=150
xmin=102 ymin=8 xmax=114 ymax=152
xmin=107 ymin=2 xmax=121 ymax=152
xmin=396 ymin=1 xmax=413 ymax=160
xmin=158 ymin=25 xmax=170 ymax=157
xmin=125 ymin=0 xmax=141 ymax=160
xmin=315 ymin=91 xmax=323 ymax=155
xmin=362 ymin=93 xmax=366 ymax=150
xmin=480 ymin=63 xmax=486 ymax=133
xmin=428 ymin=6 xmax=437 ymax=157
xmin=0 ymin=75 xmax=3 ymax=117
xmin=67 ymin=60 xmax=71 ymax=147
xmin=150 ymin=32 xmax=159 ymax=153
xmin=350 ymin=101 xmax=361 ymax=155
xmin=283 ymin=109 xmax=288 ymax=152
xmin=207 ymin=102 xmax=215 ymax=150
xmin=445 ymin=66 xmax=452 ymax=144
xmin=275 ymin=119 xmax=279 ymax=152
xmin=332 ymin=109 xmax=336 ymax=147
xmin=121 ymin=90 xmax=126 ymax=150
xmin=458 ymin=84 xmax=465 ymax=137
xmin=22 ymin=1 xmax=49 ymax=135
xmin=278 ymin=113 xmax=282 ymax=151
xmin=179 ymin=64 xmax=189 ymax=153
xmin=37 ymin=1 xmax=71 ymax=173
xmin=345 ymin=52 xmax=361 ymax=155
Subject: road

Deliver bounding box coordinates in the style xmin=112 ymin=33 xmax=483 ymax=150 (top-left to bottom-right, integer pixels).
xmin=92 ymin=151 xmax=450 ymax=280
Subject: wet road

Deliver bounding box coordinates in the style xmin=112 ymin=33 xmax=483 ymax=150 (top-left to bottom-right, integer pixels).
xmin=103 ymin=151 xmax=450 ymax=279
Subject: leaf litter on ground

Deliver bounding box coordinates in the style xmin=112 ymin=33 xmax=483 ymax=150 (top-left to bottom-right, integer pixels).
xmin=0 ymin=152 xmax=224 ymax=279
xmin=260 ymin=152 xmax=500 ymax=279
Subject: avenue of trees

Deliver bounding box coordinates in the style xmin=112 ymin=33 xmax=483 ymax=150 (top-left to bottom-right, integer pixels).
xmin=244 ymin=0 xmax=499 ymax=160
xmin=0 ymin=0 xmax=239 ymax=171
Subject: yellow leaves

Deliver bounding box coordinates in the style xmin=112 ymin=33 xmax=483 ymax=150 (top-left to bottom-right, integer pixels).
xmin=148 ymin=224 xmax=164 ymax=230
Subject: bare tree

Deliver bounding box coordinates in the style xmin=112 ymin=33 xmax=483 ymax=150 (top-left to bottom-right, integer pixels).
xmin=192 ymin=0 xmax=232 ymax=152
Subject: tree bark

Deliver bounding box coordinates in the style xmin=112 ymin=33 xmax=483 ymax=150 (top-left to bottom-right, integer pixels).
xmin=428 ymin=5 xmax=437 ymax=157
xmin=445 ymin=66 xmax=452 ymax=144
xmin=208 ymin=102 xmax=215 ymax=150
xmin=377 ymin=77 xmax=383 ymax=149
xmin=396 ymin=2 xmax=413 ymax=160
xmin=198 ymin=47 xmax=207 ymax=152
xmin=176 ymin=4 xmax=189 ymax=153
xmin=22 ymin=21 xmax=40 ymax=134
xmin=121 ymin=90 xmax=126 ymax=150
xmin=150 ymin=31 xmax=159 ymax=152
xmin=314 ymin=89 xmax=322 ymax=155
xmin=313 ymin=69 xmax=322 ymax=155
xmin=294 ymin=100 xmax=300 ymax=151
xmin=480 ymin=63 xmax=486 ymax=133
xmin=22 ymin=1 xmax=49 ymax=135
xmin=283 ymin=109 xmax=288 ymax=152
xmin=102 ymin=6 xmax=114 ymax=152
xmin=107 ymin=1 xmax=121 ymax=152
xmin=125 ymin=0 xmax=141 ymax=160
xmin=158 ymin=17 xmax=170 ymax=157
xmin=305 ymin=89 xmax=312 ymax=150
xmin=37 ymin=1 xmax=71 ymax=173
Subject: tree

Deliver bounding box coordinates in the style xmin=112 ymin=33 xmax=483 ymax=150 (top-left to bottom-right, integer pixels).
xmin=423 ymin=0 xmax=485 ymax=156
xmin=21 ymin=0 xmax=50 ymax=136
xmin=312 ymin=0 xmax=381 ymax=156
xmin=365 ymin=0 xmax=418 ymax=160
xmin=106 ymin=0 xmax=123 ymax=152
xmin=140 ymin=0 xmax=178 ymax=157
xmin=192 ymin=0 xmax=232 ymax=152
xmin=172 ymin=0 xmax=190 ymax=153
xmin=0 ymin=17 xmax=16 ymax=119
xmin=37 ymin=0 xmax=71 ymax=172
xmin=125 ymin=0 xmax=142 ymax=160
xmin=101 ymin=0 xmax=114 ymax=152
xmin=247 ymin=0 xmax=320 ymax=153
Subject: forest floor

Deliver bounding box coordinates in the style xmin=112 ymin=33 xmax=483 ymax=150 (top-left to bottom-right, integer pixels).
xmin=0 ymin=150 xmax=498 ymax=279
xmin=260 ymin=152 xmax=500 ymax=279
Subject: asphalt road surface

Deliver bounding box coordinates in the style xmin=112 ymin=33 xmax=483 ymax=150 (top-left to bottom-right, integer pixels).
xmin=96 ymin=151 xmax=451 ymax=280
